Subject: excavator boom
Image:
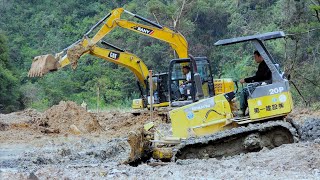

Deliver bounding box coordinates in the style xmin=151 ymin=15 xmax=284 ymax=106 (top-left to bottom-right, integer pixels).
xmin=90 ymin=8 xmax=188 ymax=58
xmin=28 ymin=41 xmax=149 ymax=88
xmin=29 ymin=8 xmax=188 ymax=80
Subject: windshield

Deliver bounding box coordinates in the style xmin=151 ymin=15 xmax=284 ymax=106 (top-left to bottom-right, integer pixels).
xmin=196 ymin=59 xmax=211 ymax=82
xmin=170 ymin=59 xmax=212 ymax=81
xmin=171 ymin=62 xmax=191 ymax=80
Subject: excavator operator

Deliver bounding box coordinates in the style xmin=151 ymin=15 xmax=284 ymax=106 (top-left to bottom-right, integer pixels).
xmin=179 ymin=66 xmax=192 ymax=100
xmin=239 ymin=50 xmax=272 ymax=116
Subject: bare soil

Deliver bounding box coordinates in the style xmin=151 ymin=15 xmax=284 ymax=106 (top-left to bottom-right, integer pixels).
xmin=0 ymin=101 xmax=319 ymax=179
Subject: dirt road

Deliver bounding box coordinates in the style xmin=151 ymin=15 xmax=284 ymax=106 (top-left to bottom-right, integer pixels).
xmin=0 ymin=101 xmax=319 ymax=179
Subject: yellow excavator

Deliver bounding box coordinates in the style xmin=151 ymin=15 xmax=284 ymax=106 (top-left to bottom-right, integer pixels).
xmin=28 ymin=7 xmax=235 ymax=109
xmin=128 ymin=31 xmax=298 ymax=163
xmin=29 ymin=41 xmax=155 ymax=106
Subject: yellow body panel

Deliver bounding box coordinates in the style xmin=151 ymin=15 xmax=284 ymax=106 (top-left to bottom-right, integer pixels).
xmin=144 ymin=122 xmax=154 ymax=131
xmin=148 ymin=102 xmax=170 ymax=108
xmin=170 ymin=94 xmax=233 ymax=138
xmin=132 ymin=99 xmax=170 ymax=109
xmin=248 ymin=91 xmax=293 ymax=120
xmin=152 ymin=148 xmax=173 ymax=160
xmin=132 ymin=99 xmax=144 ymax=109
xmin=202 ymin=82 xmax=209 ymax=97
xmin=214 ymin=78 xmax=234 ymax=95
xmin=169 ymin=90 xmax=293 ymax=139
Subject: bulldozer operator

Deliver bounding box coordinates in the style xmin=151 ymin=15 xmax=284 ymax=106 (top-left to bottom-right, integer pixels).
xmin=179 ymin=65 xmax=192 ymax=100
xmin=239 ymin=50 xmax=272 ymax=116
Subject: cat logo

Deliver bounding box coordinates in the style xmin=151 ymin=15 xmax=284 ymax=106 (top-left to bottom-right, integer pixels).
xmin=108 ymin=51 xmax=120 ymax=60
xmin=132 ymin=26 xmax=154 ymax=35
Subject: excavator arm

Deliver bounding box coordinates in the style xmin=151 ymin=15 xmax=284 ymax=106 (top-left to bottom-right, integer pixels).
xmin=29 ymin=41 xmax=149 ymax=88
xmin=90 ymin=43 xmax=149 ymax=87
xmin=29 ymin=7 xmax=188 ymax=79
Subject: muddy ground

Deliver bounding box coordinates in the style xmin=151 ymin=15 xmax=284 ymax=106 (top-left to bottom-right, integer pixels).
xmin=0 ymin=101 xmax=320 ymax=179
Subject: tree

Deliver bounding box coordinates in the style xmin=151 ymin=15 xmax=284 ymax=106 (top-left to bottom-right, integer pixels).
xmin=0 ymin=0 xmax=319 ymax=110
xmin=310 ymin=0 xmax=320 ymax=22
xmin=0 ymin=32 xmax=20 ymax=112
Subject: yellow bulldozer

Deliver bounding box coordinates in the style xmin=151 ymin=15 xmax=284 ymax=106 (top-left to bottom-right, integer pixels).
xmin=128 ymin=31 xmax=298 ymax=163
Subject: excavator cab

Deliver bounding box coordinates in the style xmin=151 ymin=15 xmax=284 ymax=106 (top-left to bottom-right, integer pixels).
xmin=168 ymin=57 xmax=235 ymax=107
xmin=132 ymin=72 xmax=170 ymax=109
xmin=146 ymin=73 xmax=170 ymax=108
xmin=168 ymin=57 xmax=215 ymax=107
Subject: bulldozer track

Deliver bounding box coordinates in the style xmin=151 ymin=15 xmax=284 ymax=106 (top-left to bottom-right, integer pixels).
xmin=173 ymin=120 xmax=298 ymax=160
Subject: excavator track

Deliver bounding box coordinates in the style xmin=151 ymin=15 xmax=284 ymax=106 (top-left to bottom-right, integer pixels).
xmin=173 ymin=120 xmax=298 ymax=160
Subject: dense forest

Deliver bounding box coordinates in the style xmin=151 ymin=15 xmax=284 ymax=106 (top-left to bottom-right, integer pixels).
xmin=0 ymin=0 xmax=319 ymax=112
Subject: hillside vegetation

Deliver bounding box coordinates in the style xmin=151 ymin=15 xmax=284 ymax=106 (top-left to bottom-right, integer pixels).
xmin=0 ymin=0 xmax=319 ymax=112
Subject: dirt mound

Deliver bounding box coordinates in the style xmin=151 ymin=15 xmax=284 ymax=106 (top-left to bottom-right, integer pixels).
xmin=0 ymin=101 xmax=170 ymax=139
xmin=0 ymin=109 xmax=41 ymax=133
xmin=37 ymin=101 xmax=102 ymax=134
xmin=96 ymin=109 xmax=169 ymax=138
xmin=288 ymin=108 xmax=320 ymax=123
xmin=0 ymin=109 xmax=40 ymax=124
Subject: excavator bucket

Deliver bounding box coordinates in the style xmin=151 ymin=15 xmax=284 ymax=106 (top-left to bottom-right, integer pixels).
xmin=28 ymin=54 xmax=59 ymax=77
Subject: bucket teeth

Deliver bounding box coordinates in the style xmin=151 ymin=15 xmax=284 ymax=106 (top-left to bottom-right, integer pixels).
xmin=28 ymin=54 xmax=58 ymax=77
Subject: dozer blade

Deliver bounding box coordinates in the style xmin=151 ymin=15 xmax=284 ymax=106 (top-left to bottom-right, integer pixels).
xmin=28 ymin=54 xmax=59 ymax=77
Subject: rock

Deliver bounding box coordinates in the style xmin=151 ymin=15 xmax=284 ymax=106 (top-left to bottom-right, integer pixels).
xmin=98 ymin=150 xmax=107 ymax=160
xmin=58 ymin=148 xmax=72 ymax=157
xmin=243 ymin=133 xmax=262 ymax=151
xmin=0 ymin=122 xmax=9 ymax=131
xmin=33 ymin=157 xmax=53 ymax=165
xmin=314 ymin=138 xmax=320 ymax=144
xmin=99 ymin=171 xmax=107 ymax=177
xmin=27 ymin=172 xmax=39 ymax=180
xmin=40 ymin=127 xmax=60 ymax=134
xmin=107 ymin=169 xmax=128 ymax=178
xmin=69 ymin=124 xmax=82 ymax=135
xmin=81 ymin=101 xmax=87 ymax=110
